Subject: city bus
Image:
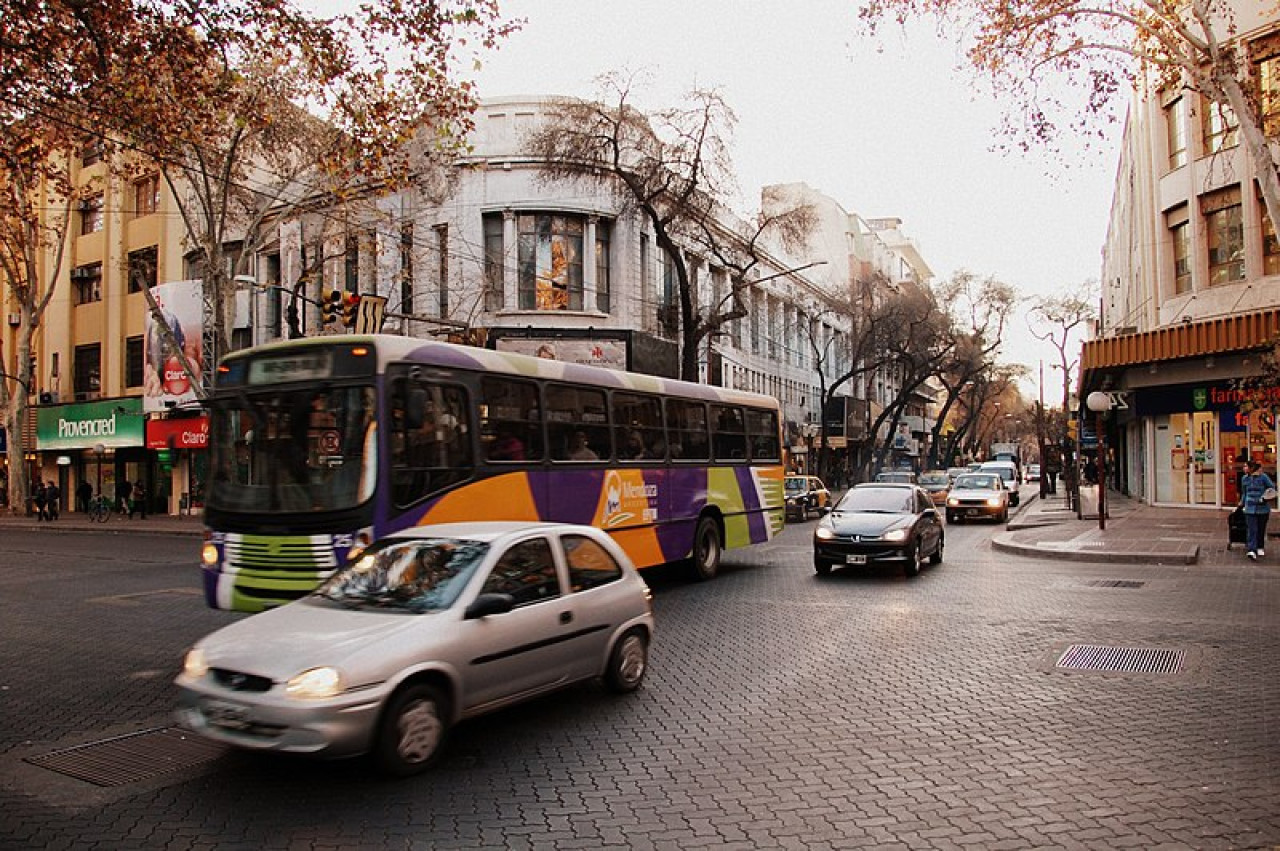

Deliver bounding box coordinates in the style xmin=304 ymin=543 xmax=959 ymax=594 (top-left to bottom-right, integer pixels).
xmin=201 ymin=335 xmax=786 ymax=611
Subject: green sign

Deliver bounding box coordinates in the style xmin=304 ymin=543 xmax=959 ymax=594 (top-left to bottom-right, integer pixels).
xmin=1192 ymin=388 xmax=1208 ymax=410
xmin=36 ymin=398 xmax=145 ymax=450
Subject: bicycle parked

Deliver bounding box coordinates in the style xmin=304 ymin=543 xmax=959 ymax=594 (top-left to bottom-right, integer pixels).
xmin=87 ymin=494 xmax=113 ymax=523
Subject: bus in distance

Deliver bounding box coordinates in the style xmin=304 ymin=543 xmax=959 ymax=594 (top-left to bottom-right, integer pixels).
xmin=201 ymin=335 xmax=786 ymax=612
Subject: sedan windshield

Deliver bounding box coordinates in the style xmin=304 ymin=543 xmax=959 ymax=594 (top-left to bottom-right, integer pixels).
xmin=955 ymin=475 xmax=1000 ymax=490
xmin=919 ymin=473 xmax=949 ymax=487
xmin=316 ymin=538 xmax=489 ymax=613
xmin=785 ymin=477 xmax=806 ymax=494
xmin=207 ymin=384 xmax=376 ymax=514
xmin=837 ymin=487 xmax=914 ymax=514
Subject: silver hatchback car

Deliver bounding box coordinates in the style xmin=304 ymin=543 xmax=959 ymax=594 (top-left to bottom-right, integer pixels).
xmin=175 ymin=522 xmax=654 ymax=775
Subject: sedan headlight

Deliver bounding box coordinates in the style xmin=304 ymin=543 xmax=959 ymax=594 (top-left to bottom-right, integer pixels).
xmin=814 ymin=524 xmax=835 ymax=540
xmin=183 ymin=648 xmax=208 ymax=679
xmin=882 ymin=527 xmax=909 ymax=542
xmin=285 ymin=666 xmax=344 ymax=699
xmin=947 ymin=497 xmax=959 ymax=507
xmin=987 ymin=496 xmax=1004 ymax=507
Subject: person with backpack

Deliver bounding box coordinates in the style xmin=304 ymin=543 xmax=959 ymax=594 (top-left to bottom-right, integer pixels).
xmin=1240 ymin=460 xmax=1276 ymax=561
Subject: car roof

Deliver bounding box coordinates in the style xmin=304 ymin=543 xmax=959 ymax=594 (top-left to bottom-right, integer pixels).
xmin=387 ymin=521 xmax=600 ymax=544
xmin=855 ymin=482 xmax=916 ymax=490
xmin=979 ymin=461 xmax=1016 ymax=469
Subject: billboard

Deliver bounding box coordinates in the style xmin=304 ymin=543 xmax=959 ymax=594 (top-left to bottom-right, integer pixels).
xmin=144 ymin=279 xmax=204 ymax=413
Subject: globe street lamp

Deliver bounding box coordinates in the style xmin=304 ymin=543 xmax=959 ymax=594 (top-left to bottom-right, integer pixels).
xmin=1085 ymin=391 xmax=1111 ymax=531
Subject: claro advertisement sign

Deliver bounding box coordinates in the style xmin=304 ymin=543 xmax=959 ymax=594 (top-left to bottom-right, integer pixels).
xmin=146 ymin=416 xmax=210 ymax=450
xmin=36 ymin=398 xmax=145 ymax=450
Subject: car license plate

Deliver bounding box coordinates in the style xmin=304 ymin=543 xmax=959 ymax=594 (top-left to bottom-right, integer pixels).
xmin=966 ymin=509 xmax=981 ymax=516
xmin=845 ymin=554 xmax=867 ymax=564
xmin=203 ymin=699 xmax=251 ymax=731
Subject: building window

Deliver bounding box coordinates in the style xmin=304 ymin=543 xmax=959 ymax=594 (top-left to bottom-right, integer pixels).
xmin=659 ymin=250 xmax=678 ymax=335
xmin=133 ymin=173 xmax=160 ymax=217
xmin=74 ymin=344 xmax=101 ymax=399
xmin=517 ymin=214 xmax=583 ymax=311
xmin=1256 ymin=37 xmax=1280 ymax=137
xmin=434 ymin=224 xmax=449 ymax=316
xmin=1166 ymin=204 xmax=1191 ymax=294
xmin=400 ymin=224 xmax=415 ymax=315
xmin=1201 ymin=98 xmax=1238 ymax=154
xmin=80 ymin=142 xmax=102 ymax=168
xmin=71 ymin=262 xmax=102 ymax=305
xmin=483 ymin=215 xmax=504 ymax=311
xmin=640 ymin=234 xmax=651 ymax=329
xmin=1261 ymin=189 xmax=1280 ymax=277
xmin=595 ymin=220 xmax=611 ymax=312
xmin=125 ymin=336 xmax=144 ymax=388
xmin=1201 ymin=186 xmax=1244 ymax=286
xmin=80 ymin=193 xmax=104 ymax=235
xmin=344 ymin=234 xmax=359 ymax=293
xmin=1165 ymin=97 xmax=1186 ymax=171
xmin=264 ymin=253 xmax=281 ymax=336
xmin=128 ymin=246 xmax=157 ymax=293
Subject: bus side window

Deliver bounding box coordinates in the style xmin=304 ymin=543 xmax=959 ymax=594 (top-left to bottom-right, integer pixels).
xmin=711 ymin=404 xmax=747 ymax=460
xmin=546 ymin=384 xmax=609 ymax=461
xmin=389 ymin=374 xmax=473 ymax=507
xmin=612 ymin=392 xmax=665 ymax=461
xmin=745 ymin=409 xmax=781 ymax=461
xmin=665 ymin=398 xmax=709 ymax=461
xmin=481 ymin=376 xmax=544 ymax=463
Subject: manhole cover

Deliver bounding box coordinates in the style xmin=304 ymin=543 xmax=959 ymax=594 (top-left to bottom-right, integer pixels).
xmin=1056 ymin=644 xmax=1184 ymax=674
xmin=25 ymin=727 xmax=224 ymax=787
xmin=1086 ymin=580 xmax=1145 ymax=588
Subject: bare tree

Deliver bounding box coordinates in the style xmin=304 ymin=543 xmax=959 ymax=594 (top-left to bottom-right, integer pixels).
xmin=525 ymin=73 xmax=815 ymax=381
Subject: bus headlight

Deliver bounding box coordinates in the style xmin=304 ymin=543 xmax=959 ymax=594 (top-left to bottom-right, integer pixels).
xmin=201 ymin=543 xmax=219 ymax=566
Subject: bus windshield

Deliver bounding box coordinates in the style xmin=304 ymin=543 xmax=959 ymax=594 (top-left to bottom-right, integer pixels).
xmin=207 ymin=383 xmax=377 ymax=514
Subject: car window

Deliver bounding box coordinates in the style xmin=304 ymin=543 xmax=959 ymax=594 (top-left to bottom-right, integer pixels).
xmin=919 ymin=473 xmax=949 ymax=486
xmin=956 ymin=475 xmax=999 ymax=489
xmin=480 ymin=537 xmax=561 ymax=606
xmin=785 ymin=477 xmax=805 ymax=493
xmin=316 ymin=538 xmax=489 ymax=613
xmin=837 ymin=487 xmax=913 ymax=513
xmin=809 ymin=478 xmax=826 ymax=490
xmin=562 ymin=535 xmax=623 ymax=592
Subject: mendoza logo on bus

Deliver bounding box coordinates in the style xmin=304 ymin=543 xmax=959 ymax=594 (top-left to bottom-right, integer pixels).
xmin=603 ymin=470 xmax=658 ymax=528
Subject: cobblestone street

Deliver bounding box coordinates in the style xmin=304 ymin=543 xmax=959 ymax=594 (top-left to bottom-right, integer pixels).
xmin=1 ymin=512 xmax=1277 ymax=849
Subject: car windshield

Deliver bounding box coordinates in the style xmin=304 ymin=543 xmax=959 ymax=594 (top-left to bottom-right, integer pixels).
xmin=876 ymin=472 xmax=913 ymax=483
xmin=956 ymin=475 xmax=1000 ymax=490
xmin=919 ymin=473 xmax=949 ymax=486
xmin=836 ymin=487 xmax=914 ymax=514
xmin=207 ymin=383 xmax=377 ymax=514
xmin=981 ymin=466 xmax=1015 ymax=481
xmin=315 ymin=538 xmax=490 ymax=613
xmin=785 ymin=477 xmax=806 ymax=494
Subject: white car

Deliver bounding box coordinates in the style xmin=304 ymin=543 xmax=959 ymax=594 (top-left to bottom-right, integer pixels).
xmin=977 ymin=461 xmax=1021 ymax=506
xmin=176 ymin=522 xmax=654 ymax=775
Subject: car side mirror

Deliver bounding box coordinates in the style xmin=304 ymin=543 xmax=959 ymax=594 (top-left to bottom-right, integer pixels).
xmin=465 ymin=592 xmax=516 ymax=619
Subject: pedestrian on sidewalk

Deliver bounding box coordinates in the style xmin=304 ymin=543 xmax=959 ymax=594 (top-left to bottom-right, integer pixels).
xmin=129 ymin=481 xmax=148 ymax=520
xmin=116 ymin=478 xmax=131 ymax=516
xmin=32 ymin=481 xmax=47 ymax=521
xmin=45 ymin=481 xmax=60 ymax=520
xmin=1239 ymin=460 xmax=1275 ymax=561
xmin=77 ymin=480 xmax=93 ymax=514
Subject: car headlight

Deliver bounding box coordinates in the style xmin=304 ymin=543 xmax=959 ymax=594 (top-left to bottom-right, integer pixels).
xmin=183 ymin=648 xmax=208 ymax=679
xmin=947 ymin=497 xmax=959 ymax=507
xmin=987 ymin=496 xmax=1004 ymax=507
xmin=814 ymin=525 xmax=835 ymax=540
xmin=285 ymin=666 xmax=344 ymax=699
xmin=882 ymin=527 xmax=909 ymax=542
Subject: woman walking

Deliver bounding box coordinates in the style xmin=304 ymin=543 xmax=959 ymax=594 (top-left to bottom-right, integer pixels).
xmin=1239 ymin=460 xmax=1276 ymax=561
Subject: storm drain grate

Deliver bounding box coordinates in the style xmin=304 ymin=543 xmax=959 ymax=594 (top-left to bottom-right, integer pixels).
xmin=1057 ymin=644 xmax=1184 ymax=674
xmin=25 ymin=727 xmax=224 ymax=787
xmin=1086 ymin=580 xmax=1146 ymax=588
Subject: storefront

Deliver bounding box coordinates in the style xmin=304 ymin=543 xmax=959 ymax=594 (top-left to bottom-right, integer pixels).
xmin=35 ymin=397 xmax=148 ymax=513
xmin=146 ymin=415 xmax=209 ymax=515
xmin=1138 ymin=383 xmax=1278 ymax=507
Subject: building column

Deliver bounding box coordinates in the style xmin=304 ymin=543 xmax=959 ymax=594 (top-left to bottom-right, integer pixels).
xmin=503 ymin=209 xmax=518 ymax=312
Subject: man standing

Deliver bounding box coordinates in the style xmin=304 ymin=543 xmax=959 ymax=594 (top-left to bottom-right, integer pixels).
xmin=45 ymin=481 xmax=60 ymax=520
xmin=77 ymin=480 xmax=93 ymax=514
xmin=1240 ymin=460 xmax=1276 ymax=561
xmin=129 ymin=481 xmax=148 ymax=520
xmin=32 ymin=481 xmax=47 ymax=521
xmin=116 ymin=478 xmax=131 ymax=515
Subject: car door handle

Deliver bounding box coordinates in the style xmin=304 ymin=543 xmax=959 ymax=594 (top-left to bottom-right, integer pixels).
xmin=559 ymin=611 xmax=573 ymax=624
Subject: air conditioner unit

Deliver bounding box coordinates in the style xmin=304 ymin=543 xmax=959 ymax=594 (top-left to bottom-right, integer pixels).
xmin=6 ymin=313 xmax=18 ymax=327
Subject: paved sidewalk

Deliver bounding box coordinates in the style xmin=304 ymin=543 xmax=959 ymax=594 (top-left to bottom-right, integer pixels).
xmin=0 ymin=507 xmax=204 ymax=537
xmin=994 ymin=483 xmax=1274 ymax=565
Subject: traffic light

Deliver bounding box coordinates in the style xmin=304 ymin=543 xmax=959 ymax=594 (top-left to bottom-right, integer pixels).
xmin=342 ymin=292 xmax=361 ymax=327
xmin=320 ymin=290 xmax=342 ymax=325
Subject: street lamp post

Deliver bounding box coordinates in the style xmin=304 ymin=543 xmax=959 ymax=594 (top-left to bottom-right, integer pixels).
xmin=1085 ymin=391 xmax=1111 ymax=531
xmin=94 ymin=443 xmax=105 ymax=501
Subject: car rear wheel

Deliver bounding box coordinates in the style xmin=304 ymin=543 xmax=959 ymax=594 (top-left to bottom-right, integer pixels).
xmin=689 ymin=515 xmax=722 ymax=581
xmin=603 ymin=629 xmax=649 ymax=693
xmin=903 ymin=542 xmax=921 ymax=577
xmin=375 ymin=683 xmax=449 ymax=776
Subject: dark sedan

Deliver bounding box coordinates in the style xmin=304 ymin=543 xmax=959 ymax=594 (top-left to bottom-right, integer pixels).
xmin=812 ymin=483 xmax=944 ymax=578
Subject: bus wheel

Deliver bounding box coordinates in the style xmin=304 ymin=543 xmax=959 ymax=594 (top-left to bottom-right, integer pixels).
xmin=375 ymin=683 xmax=449 ymax=776
xmin=689 ymin=516 xmax=722 ymax=581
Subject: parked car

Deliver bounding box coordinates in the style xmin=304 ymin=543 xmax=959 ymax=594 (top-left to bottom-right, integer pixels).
xmin=812 ymin=483 xmax=944 ymax=577
xmin=874 ymin=470 xmax=918 ymax=484
xmin=1025 ymin=463 xmax=1041 ymax=482
xmin=785 ymin=475 xmax=832 ymax=520
xmin=946 ymin=472 xmax=1010 ymax=523
xmin=917 ymin=470 xmax=952 ymax=506
xmin=175 ymin=522 xmax=655 ymax=776
xmin=977 ymin=460 xmax=1021 ymax=506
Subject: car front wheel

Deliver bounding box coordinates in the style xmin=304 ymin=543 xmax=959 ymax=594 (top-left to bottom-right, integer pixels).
xmin=929 ymin=534 xmax=944 ymax=565
xmin=603 ymin=629 xmax=649 ymax=693
xmin=375 ymin=683 xmax=449 ymax=776
xmin=814 ymin=557 xmax=833 ymax=575
xmin=903 ymin=542 xmax=921 ymax=577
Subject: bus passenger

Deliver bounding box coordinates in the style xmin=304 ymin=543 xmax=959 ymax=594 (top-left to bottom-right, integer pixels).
xmin=568 ymin=431 xmax=599 ymax=461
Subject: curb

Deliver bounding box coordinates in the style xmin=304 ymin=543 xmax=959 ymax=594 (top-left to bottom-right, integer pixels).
xmin=990 ymin=532 xmax=1199 ymax=565
xmin=0 ymin=520 xmax=203 ymax=538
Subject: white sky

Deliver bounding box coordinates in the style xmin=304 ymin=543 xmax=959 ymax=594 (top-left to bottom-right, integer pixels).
xmin=464 ymin=0 xmax=1123 ymax=399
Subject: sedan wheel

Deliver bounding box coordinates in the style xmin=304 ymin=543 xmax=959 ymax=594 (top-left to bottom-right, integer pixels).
xmin=376 ymin=684 xmax=449 ymax=776
xmin=903 ymin=542 xmax=921 ymax=577
xmin=814 ymin=557 xmax=833 ymax=576
xmin=603 ymin=629 xmax=649 ymax=693
xmin=929 ymin=534 xmax=944 ymax=565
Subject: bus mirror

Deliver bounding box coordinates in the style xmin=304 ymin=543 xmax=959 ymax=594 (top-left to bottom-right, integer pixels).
xmin=405 ymin=387 xmax=428 ymax=430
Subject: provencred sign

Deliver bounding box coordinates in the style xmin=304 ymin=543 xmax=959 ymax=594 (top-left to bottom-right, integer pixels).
xmin=37 ymin=398 xmax=145 ymax=450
